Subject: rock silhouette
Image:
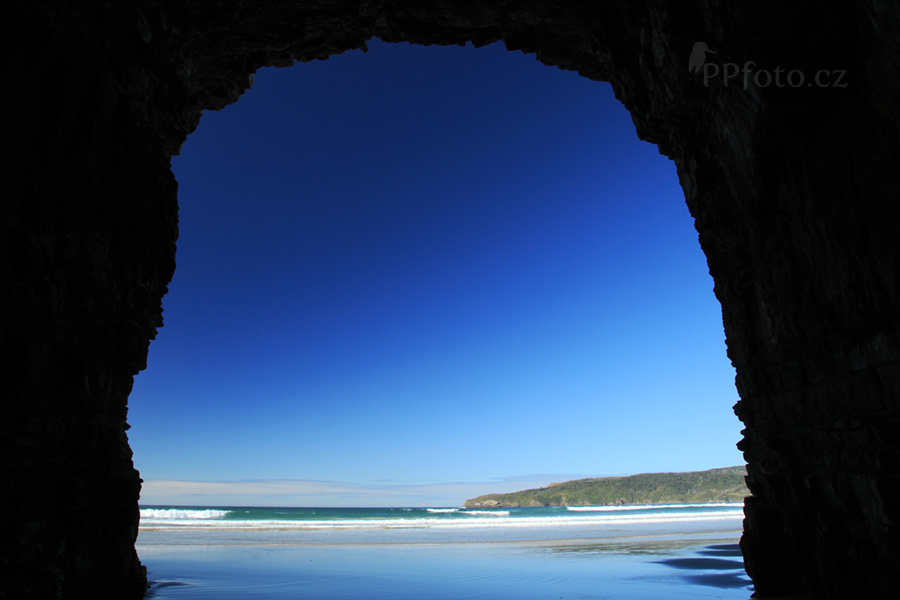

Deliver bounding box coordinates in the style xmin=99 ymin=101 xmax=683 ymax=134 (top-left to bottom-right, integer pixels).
xmin=4 ymin=2 xmax=899 ymax=599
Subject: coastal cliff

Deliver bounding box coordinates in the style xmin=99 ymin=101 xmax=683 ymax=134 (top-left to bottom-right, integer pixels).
xmin=465 ymin=467 xmax=748 ymax=508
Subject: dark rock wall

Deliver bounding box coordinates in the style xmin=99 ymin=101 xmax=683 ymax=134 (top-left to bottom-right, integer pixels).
xmin=2 ymin=2 xmax=177 ymax=598
xmin=3 ymin=1 xmax=898 ymax=598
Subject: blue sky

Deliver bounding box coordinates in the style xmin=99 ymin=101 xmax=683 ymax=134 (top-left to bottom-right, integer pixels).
xmin=129 ymin=39 xmax=743 ymax=507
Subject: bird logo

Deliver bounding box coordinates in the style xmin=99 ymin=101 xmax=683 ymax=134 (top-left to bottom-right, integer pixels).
xmin=688 ymin=41 xmax=716 ymax=74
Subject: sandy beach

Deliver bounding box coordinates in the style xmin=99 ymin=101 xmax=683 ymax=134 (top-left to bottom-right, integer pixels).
xmin=137 ymin=510 xmax=752 ymax=599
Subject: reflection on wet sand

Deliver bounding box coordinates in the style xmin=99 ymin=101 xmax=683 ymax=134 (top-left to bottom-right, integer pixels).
xmin=657 ymin=544 xmax=753 ymax=590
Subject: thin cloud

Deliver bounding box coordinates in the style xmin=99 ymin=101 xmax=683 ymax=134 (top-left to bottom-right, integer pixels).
xmin=139 ymin=474 xmax=588 ymax=507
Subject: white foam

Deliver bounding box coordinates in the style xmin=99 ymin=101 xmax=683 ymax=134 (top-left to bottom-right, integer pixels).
xmin=460 ymin=510 xmax=511 ymax=516
xmin=426 ymin=508 xmax=460 ymax=513
xmin=566 ymin=502 xmax=742 ymax=512
xmin=140 ymin=508 xmax=230 ymax=520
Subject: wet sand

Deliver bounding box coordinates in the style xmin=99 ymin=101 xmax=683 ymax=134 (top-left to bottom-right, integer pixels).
xmin=139 ymin=529 xmax=754 ymax=599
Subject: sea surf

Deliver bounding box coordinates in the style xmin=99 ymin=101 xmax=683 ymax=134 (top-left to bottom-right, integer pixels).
xmin=137 ymin=503 xmax=744 ymax=546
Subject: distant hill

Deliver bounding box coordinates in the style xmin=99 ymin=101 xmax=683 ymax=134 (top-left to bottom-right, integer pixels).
xmin=464 ymin=466 xmax=748 ymax=508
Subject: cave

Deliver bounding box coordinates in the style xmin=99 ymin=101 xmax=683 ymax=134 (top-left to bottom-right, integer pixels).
xmin=3 ymin=1 xmax=900 ymax=599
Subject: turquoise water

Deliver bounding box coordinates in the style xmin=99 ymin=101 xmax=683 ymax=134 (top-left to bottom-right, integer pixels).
xmin=137 ymin=504 xmax=753 ymax=599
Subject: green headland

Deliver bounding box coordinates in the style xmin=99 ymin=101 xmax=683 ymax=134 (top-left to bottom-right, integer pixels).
xmin=464 ymin=466 xmax=749 ymax=507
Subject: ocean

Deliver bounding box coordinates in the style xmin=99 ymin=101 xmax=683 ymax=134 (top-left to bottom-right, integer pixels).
xmin=137 ymin=503 xmax=753 ymax=599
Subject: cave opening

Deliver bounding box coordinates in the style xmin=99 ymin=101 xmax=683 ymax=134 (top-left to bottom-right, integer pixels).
xmin=10 ymin=4 xmax=900 ymax=599
xmin=128 ymin=40 xmax=743 ymax=510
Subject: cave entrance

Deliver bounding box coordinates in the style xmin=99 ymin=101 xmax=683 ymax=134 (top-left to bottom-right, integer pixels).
xmin=129 ymin=40 xmax=741 ymax=508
